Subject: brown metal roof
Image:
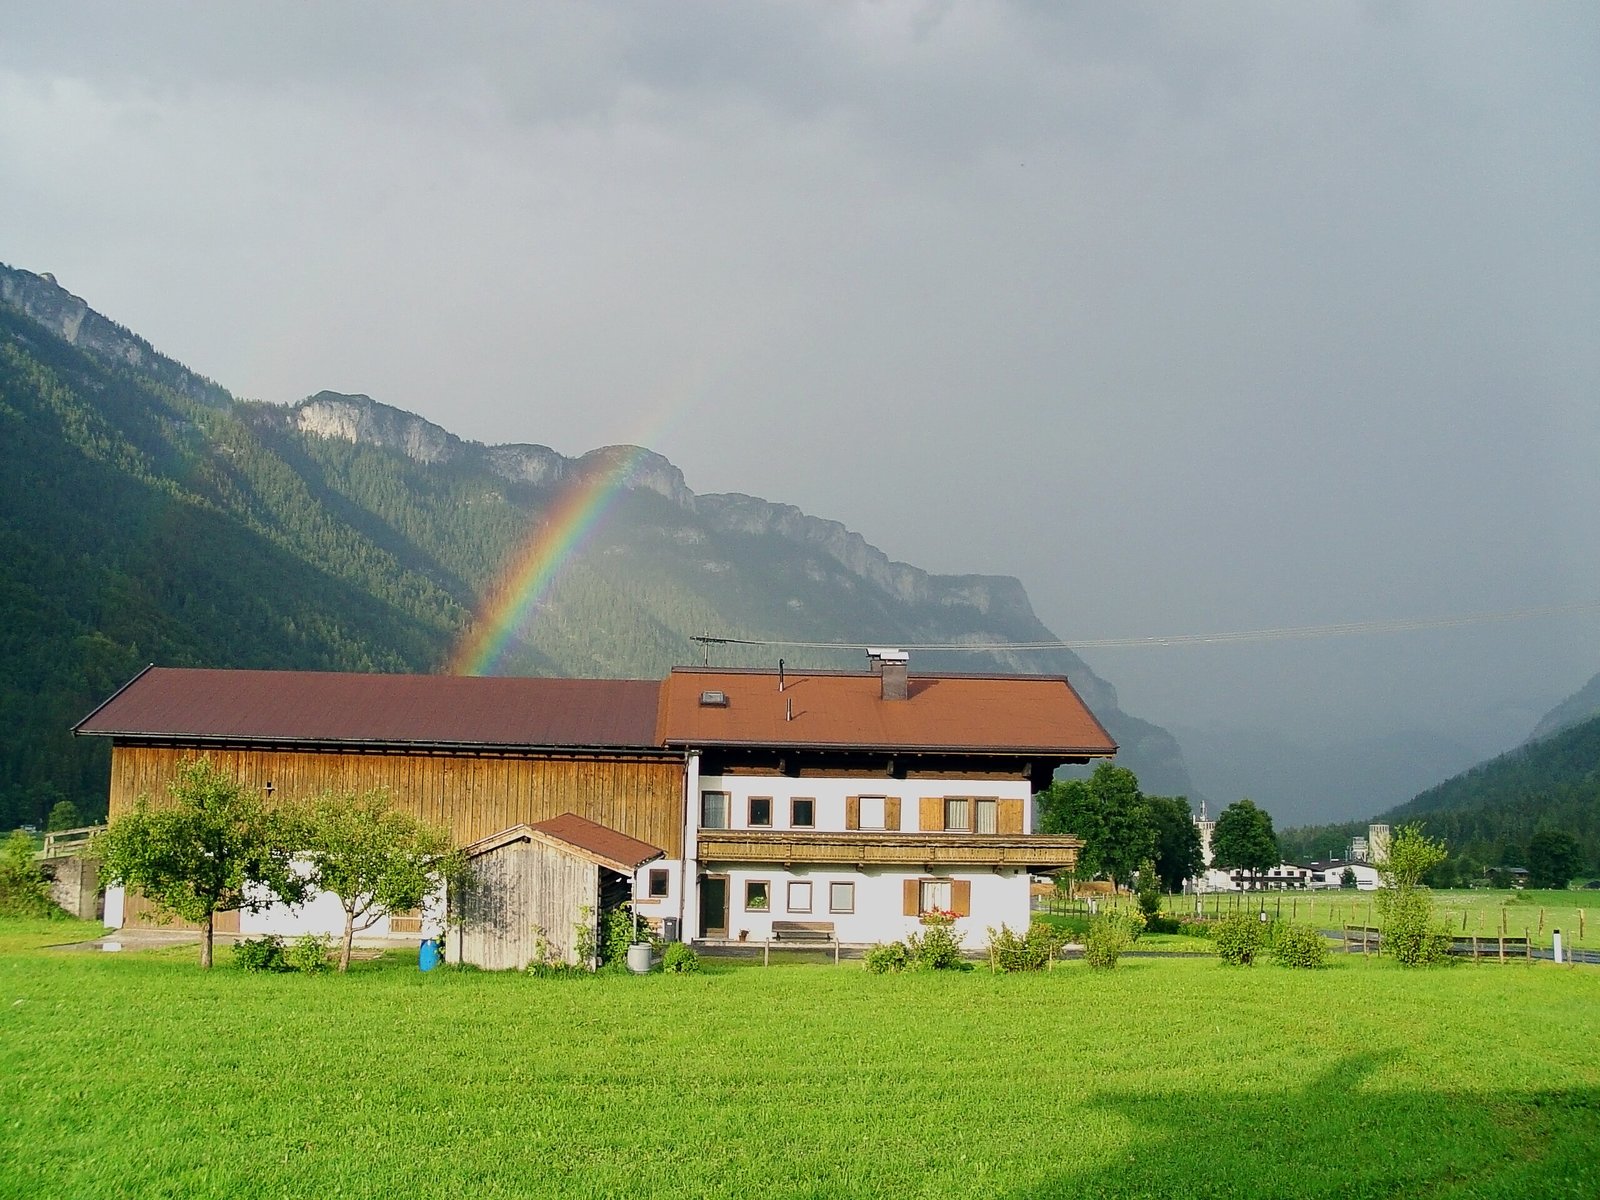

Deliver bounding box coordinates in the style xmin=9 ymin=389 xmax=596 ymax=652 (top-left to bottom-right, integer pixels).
xmin=528 ymin=813 xmax=665 ymax=872
xmin=74 ymin=666 xmax=667 ymax=751
xmin=658 ymin=667 xmax=1116 ymax=757
xmin=463 ymin=815 xmax=664 ymax=874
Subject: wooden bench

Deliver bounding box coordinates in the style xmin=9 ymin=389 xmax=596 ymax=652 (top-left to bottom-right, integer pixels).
xmin=1448 ymin=935 xmax=1532 ymax=962
xmin=1342 ymin=925 xmax=1382 ymax=955
xmin=765 ymin=920 xmax=839 ymax=965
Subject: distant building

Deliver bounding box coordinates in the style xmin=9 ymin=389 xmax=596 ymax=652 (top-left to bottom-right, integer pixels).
xmin=1195 ymin=801 xmax=1216 ymax=870
xmin=1305 ymin=859 xmax=1381 ymax=890
xmin=1348 ymin=823 xmax=1391 ymax=865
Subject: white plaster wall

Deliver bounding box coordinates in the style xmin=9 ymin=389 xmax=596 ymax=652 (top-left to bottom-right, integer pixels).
xmin=630 ymin=859 xmax=684 ymax=935
xmin=696 ymin=774 xmax=1034 ymax=833
xmin=102 ymin=883 xmax=124 ymax=928
xmin=714 ymin=865 xmax=1032 ymax=948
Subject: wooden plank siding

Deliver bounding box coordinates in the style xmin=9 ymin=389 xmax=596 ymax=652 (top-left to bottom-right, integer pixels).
xmin=108 ymin=744 xmax=685 ymax=858
xmin=108 ymin=743 xmax=682 ymax=934
xmin=452 ymin=840 xmax=601 ymax=970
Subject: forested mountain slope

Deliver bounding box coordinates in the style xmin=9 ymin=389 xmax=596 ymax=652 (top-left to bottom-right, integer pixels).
xmin=1280 ymin=712 xmax=1600 ymax=874
xmin=0 ymin=264 xmax=1193 ymax=825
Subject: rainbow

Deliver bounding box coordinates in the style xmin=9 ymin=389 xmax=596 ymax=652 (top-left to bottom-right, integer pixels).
xmin=448 ymin=444 xmax=660 ymax=676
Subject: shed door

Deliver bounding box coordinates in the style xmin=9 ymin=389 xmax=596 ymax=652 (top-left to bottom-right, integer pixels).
xmin=698 ymin=875 xmax=728 ymax=938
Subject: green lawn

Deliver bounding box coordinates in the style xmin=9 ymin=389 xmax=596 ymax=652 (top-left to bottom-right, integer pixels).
xmin=1155 ymin=889 xmax=1599 ymax=945
xmin=2 ymin=920 xmax=1597 ymax=1199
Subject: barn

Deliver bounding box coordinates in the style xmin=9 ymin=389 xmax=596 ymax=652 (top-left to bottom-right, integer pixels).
xmin=76 ymin=654 xmax=1116 ymax=960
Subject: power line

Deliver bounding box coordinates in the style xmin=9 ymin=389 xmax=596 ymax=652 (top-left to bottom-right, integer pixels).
xmin=691 ymin=600 xmax=1600 ymax=655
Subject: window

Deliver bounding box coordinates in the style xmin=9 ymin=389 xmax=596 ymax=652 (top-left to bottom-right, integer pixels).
xmin=919 ymin=879 xmax=953 ymax=914
xmin=748 ymin=796 xmax=772 ymax=827
xmin=975 ymin=798 xmax=998 ymax=835
xmin=944 ymin=798 xmax=970 ymax=831
xmin=829 ymin=881 xmax=855 ymax=914
xmin=647 ymin=869 xmax=669 ymax=899
xmin=859 ymin=796 xmax=886 ymax=830
xmin=744 ymin=880 xmax=770 ymax=911
xmin=790 ymin=798 xmax=815 ymax=828
xmin=787 ymin=881 xmax=813 ymax=913
xmin=701 ymin=791 xmax=729 ymax=829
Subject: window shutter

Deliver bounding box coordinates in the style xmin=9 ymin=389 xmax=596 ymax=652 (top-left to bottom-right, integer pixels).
xmin=919 ymin=797 xmax=944 ymax=831
xmin=884 ymin=797 xmax=901 ymax=831
xmin=845 ymin=796 xmax=860 ymax=830
xmin=903 ymin=878 xmax=920 ymax=916
xmin=952 ymin=879 xmax=972 ymax=917
xmin=997 ymin=799 xmax=1024 ymax=834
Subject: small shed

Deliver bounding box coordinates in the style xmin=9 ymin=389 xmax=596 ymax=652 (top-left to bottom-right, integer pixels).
xmin=448 ymin=812 xmax=664 ymax=970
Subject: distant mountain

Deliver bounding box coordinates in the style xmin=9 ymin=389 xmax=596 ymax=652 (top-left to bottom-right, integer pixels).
xmin=1527 ymin=670 xmax=1600 ymax=744
xmin=1170 ymin=723 xmax=1494 ymax=828
xmin=1280 ymin=710 xmax=1600 ymax=874
xmin=0 ymin=262 xmax=1194 ymax=825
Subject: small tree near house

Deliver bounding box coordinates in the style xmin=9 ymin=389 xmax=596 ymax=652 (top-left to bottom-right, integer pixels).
xmin=96 ymin=757 xmax=305 ymax=968
xmin=295 ymin=790 xmax=463 ymax=972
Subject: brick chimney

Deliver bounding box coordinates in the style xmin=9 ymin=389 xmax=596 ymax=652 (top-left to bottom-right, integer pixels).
xmin=866 ymin=648 xmax=909 ymax=701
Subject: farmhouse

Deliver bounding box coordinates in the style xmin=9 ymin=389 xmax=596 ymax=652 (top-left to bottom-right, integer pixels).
xmin=75 ymin=652 xmax=1115 ymax=963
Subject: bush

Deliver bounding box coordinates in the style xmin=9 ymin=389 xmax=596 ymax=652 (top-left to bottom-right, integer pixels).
xmin=288 ymin=932 xmax=332 ymax=974
xmin=234 ymin=935 xmax=291 ymax=972
xmin=863 ymin=942 xmax=910 ymax=974
xmin=1271 ymin=922 xmax=1330 ymax=969
xmin=1214 ymin=912 xmax=1267 ymax=966
xmin=987 ymin=921 xmax=1068 ymax=972
xmin=661 ymin=942 xmax=701 ymax=974
xmin=0 ymin=830 xmax=59 ymax=918
xmin=1378 ymin=889 xmax=1454 ymax=966
xmin=1136 ymin=862 xmax=1163 ymax=924
xmin=599 ymin=904 xmax=638 ymax=967
xmin=906 ymin=912 xmax=969 ymax=971
xmin=1142 ymin=915 xmax=1182 ymax=935
xmin=1083 ymin=910 xmax=1144 ymax=970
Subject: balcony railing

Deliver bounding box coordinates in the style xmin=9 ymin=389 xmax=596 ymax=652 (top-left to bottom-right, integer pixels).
xmin=695 ymin=830 xmax=1081 ymax=870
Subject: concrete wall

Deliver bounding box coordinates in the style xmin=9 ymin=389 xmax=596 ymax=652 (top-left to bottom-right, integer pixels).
xmin=44 ymin=855 xmax=102 ymax=921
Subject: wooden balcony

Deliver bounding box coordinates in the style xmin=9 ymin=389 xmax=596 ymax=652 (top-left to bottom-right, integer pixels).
xmin=694 ymin=830 xmax=1081 ymax=871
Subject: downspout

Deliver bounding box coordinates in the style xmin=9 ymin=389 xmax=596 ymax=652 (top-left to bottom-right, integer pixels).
xmin=679 ymin=748 xmax=699 ymax=942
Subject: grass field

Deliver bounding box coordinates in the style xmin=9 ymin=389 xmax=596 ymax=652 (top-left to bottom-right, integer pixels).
xmin=2 ymin=919 xmax=1598 ymax=1199
xmin=1143 ymin=888 xmax=1599 ymax=945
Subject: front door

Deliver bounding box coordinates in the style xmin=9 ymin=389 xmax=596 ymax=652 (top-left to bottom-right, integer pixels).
xmin=699 ymin=874 xmax=729 ymax=938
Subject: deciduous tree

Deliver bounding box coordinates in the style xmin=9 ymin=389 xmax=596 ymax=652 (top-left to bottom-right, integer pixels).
xmin=1036 ymin=763 xmax=1154 ymax=891
xmin=1210 ymin=799 xmax=1279 ymax=886
xmin=96 ymin=757 xmax=304 ymax=967
xmin=1526 ymin=830 xmax=1582 ymax=890
xmin=1146 ymin=795 xmax=1206 ymax=893
xmin=1374 ymin=823 xmax=1452 ymax=966
xmin=295 ymin=790 xmax=463 ymax=972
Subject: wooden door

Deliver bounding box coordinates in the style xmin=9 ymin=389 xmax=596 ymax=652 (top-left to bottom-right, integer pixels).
xmin=698 ymin=875 xmax=729 ymax=938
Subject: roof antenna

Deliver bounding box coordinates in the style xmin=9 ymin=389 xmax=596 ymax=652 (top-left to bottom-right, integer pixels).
xmin=786 ymin=698 xmax=793 ymax=722
xmin=778 ymin=658 xmax=785 ymax=692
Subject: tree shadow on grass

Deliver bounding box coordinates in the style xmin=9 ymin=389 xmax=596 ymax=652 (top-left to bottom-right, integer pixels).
xmin=1010 ymin=1052 xmax=1600 ymax=1200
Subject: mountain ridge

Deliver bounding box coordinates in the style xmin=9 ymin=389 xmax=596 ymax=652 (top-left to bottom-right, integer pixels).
xmin=0 ymin=261 xmax=1195 ymax=823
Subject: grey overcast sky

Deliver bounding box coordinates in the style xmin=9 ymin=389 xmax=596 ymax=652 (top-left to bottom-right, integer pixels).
xmin=4 ymin=3 xmax=1598 ymax=803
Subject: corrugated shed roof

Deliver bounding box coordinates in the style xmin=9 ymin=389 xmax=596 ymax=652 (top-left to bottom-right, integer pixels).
xmin=657 ymin=667 xmax=1117 ymax=756
xmin=74 ymin=667 xmax=666 ymax=750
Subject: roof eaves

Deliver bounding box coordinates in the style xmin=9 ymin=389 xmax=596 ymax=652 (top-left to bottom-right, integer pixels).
xmin=86 ymin=731 xmax=683 ymax=757
xmin=664 ymin=738 xmax=1117 ymax=756
xmin=70 ymin=664 xmax=156 ymax=736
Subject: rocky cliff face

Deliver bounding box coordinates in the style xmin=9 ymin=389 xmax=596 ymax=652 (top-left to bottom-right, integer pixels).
xmin=293 ymin=392 xmax=464 ymax=465
xmin=281 ymin=392 xmax=1038 ymax=623
xmin=0 ymin=263 xmax=232 ymax=408
xmin=2 ymin=270 xmax=1198 ymax=798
